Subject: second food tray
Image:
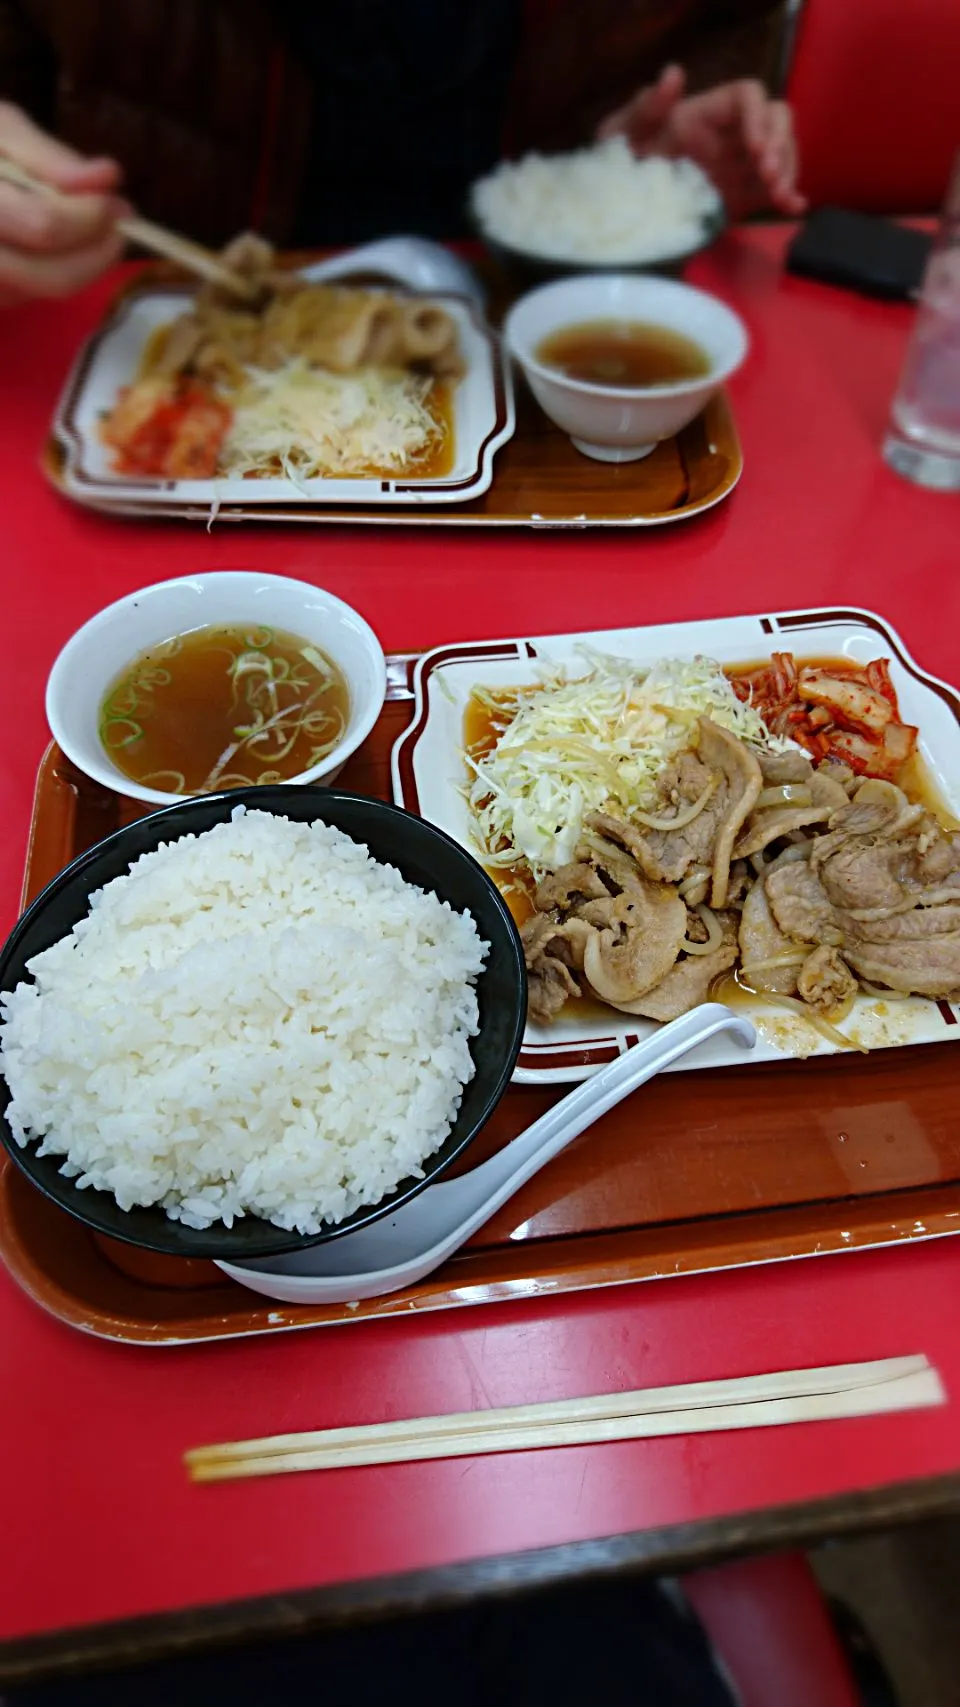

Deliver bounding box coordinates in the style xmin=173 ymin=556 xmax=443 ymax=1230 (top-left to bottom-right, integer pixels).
xmin=2 ymin=652 xmax=959 ymax=1345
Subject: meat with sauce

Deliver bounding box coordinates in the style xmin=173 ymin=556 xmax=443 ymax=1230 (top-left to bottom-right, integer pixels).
xmin=588 ymin=716 xmax=761 ymax=906
xmin=580 ymin=885 xmax=688 ymax=1007
xmin=763 ymin=786 xmax=960 ymax=997
xmin=843 ymin=931 xmax=960 ymax=996
xmin=521 ymin=917 xmax=583 ymax=1023
xmin=796 ymin=946 xmax=857 ymax=1013
xmin=534 ymin=863 xmax=610 ymax=913
xmin=757 ymin=750 xmax=815 ymax=787
xmin=738 ymin=875 xmax=801 ymax=994
xmin=733 ymin=802 xmax=832 ymax=860
xmin=765 ymin=860 xmax=840 ymax=944
xmin=526 ymin=950 xmax=581 ymax=1023
xmin=617 ymin=914 xmax=739 ymax=1021
xmin=520 ymin=728 xmax=960 ymax=1030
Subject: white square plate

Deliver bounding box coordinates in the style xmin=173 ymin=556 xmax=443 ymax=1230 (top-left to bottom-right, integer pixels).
xmin=392 ymin=607 xmax=960 ymax=1082
xmin=52 ymin=255 xmax=514 ymax=511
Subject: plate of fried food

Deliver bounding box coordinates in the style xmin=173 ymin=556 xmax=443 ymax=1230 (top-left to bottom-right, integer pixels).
xmin=51 ymin=236 xmax=514 ymax=515
xmin=393 ymin=607 xmax=960 ymax=1081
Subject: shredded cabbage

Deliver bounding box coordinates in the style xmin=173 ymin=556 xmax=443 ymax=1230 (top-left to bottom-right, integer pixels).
xmin=223 ymin=358 xmax=443 ymax=479
xmin=467 ymin=650 xmax=785 ymax=878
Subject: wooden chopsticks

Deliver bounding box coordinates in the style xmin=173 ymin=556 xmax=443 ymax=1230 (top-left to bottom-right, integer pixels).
xmin=185 ymin=1355 xmax=943 ymax=1482
xmin=0 ymin=155 xmax=258 ymax=300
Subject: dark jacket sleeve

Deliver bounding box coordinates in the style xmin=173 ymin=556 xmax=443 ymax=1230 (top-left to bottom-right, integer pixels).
xmin=506 ymin=0 xmax=786 ymax=155
xmin=0 ymin=0 xmax=56 ymax=122
xmin=0 ymin=0 xmax=313 ymax=245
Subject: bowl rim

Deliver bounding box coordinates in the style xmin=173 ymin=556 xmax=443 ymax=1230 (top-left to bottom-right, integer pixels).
xmin=502 ymin=273 xmax=749 ymax=401
xmin=44 ymin=569 xmax=388 ymax=807
xmin=0 ymin=784 xmax=527 ymax=1260
xmin=472 ymin=202 xmax=727 ymax=274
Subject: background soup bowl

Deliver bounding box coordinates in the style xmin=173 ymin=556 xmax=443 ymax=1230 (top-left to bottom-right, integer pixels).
xmin=45 ymin=570 xmax=388 ymax=807
xmin=503 ymin=273 xmax=749 ymax=463
xmin=0 ymin=786 xmax=527 ymax=1262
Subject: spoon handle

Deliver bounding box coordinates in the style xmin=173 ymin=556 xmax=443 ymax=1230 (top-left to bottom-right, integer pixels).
xmin=434 ymin=1004 xmax=756 ymax=1228
xmin=220 ymin=1006 xmax=757 ymax=1298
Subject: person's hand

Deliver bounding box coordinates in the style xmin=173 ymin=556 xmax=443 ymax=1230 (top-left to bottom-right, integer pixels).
xmin=0 ymin=102 xmax=126 ymax=305
xmin=597 ymin=66 xmax=806 ymax=220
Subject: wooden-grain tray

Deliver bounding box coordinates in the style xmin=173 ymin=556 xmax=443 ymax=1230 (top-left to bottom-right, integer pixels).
xmin=2 ymin=657 xmax=959 ymax=1345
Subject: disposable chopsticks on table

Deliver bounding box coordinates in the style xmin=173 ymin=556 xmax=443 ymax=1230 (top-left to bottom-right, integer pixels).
xmin=185 ymin=1355 xmax=944 ymax=1482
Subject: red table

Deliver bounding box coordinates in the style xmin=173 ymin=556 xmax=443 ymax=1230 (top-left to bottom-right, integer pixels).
xmin=2 ymin=225 xmax=959 ymax=1684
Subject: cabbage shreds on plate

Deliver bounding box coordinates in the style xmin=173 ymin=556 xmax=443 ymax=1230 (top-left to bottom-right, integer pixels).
xmin=466 ymin=651 xmax=784 ymax=879
xmin=224 ymin=357 xmax=444 ymax=481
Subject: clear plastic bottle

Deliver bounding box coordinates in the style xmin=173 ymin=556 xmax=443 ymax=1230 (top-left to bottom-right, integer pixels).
xmin=883 ymin=154 xmax=960 ymax=492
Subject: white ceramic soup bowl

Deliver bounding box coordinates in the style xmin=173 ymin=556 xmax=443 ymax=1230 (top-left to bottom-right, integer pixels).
xmin=46 ymin=570 xmax=387 ymax=806
xmin=503 ymin=273 xmax=748 ymax=462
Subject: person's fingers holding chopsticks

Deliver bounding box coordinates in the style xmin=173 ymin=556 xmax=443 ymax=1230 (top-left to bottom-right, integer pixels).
xmin=0 ymin=222 xmax=126 ymax=302
xmin=0 ymin=102 xmax=129 ymax=302
xmin=0 ymin=99 xmax=121 ymax=194
xmin=0 ymin=177 xmax=128 ymax=254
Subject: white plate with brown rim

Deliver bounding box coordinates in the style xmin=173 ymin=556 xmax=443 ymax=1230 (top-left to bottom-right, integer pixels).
xmin=391 ymin=606 xmax=960 ymax=1083
xmin=50 ymin=243 xmax=515 ymax=514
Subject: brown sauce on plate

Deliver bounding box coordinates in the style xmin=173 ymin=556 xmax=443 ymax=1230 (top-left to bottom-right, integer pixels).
xmin=100 ymin=622 xmax=350 ymax=795
xmin=897 ymin=752 xmax=959 ymax=827
xmin=534 ymin=319 xmax=711 ymax=389
xmin=464 ymin=688 xmax=538 ymax=927
xmin=408 ymin=379 xmax=455 ymax=478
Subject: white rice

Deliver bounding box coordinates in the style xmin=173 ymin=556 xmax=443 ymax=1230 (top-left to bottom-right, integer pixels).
xmin=0 ymin=810 xmax=489 ymax=1234
xmin=471 ymin=139 xmax=721 ymax=265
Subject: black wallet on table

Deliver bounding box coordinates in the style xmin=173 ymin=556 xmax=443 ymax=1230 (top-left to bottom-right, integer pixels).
xmin=786 ymin=208 xmax=932 ymax=301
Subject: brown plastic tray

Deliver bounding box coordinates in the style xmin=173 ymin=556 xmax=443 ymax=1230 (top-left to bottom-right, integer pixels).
xmin=42 ymin=262 xmax=741 ymax=528
xmin=3 ymin=658 xmax=960 ymax=1344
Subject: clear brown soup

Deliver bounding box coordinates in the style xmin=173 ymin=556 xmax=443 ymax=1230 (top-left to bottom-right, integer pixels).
xmin=99 ymin=623 xmax=350 ymax=795
xmin=534 ymin=319 xmax=711 ymax=389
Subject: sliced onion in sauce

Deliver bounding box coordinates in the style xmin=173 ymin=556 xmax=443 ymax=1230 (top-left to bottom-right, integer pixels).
xmin=678 ymin=864 xmax=712 ymax=897
xmin=750 ymin=991 xmax=868 ymax=1052
xmin=631 ymin=776 xmax=718 ymax=833
xmin=858 ymin=979 xmax=914 ymax=1001
xmin=755 ymin=785 xmax=813 ymax=809
xmin=681 ymin=903 xmax=723 ymax=955
xmin=739 ymin=950 xmax=808 ymax=978
xmin=765 ymin=843 xmax=813 ymax=870
xmin=853 ymin=779 xmax=908 ymax=814
xmin=891 ymin=803 xmax=927 ymax=835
